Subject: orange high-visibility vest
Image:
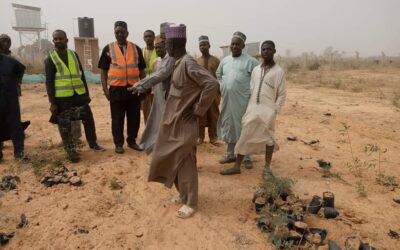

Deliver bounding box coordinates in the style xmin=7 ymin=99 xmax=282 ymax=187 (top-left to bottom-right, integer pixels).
xmin=108 ymin=42 xmax=140 ymax=86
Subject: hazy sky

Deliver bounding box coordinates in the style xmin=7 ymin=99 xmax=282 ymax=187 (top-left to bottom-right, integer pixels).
xmin=1 ymin=0 xmax=399 ymax=57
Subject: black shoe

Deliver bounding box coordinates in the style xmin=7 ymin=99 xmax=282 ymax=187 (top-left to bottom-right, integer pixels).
xmin=219 ymin=157 xmax=236 ymax=164
xmin=115 ymin=146 xmax=125 ymax=154
xmin=220 ymin=167 xmax=241 ymax=175
xmin=90 ymin=144 xmax=105 ymax=152
xmin=14 ymin=152 xmax=28 ymax=161
xmin=128 ymin=143 xmax=143 ymax=151
xmin=243 ymin=160 xmax=253 ymax=169
xmin=67 ymin=152 xmax=80 ymax=163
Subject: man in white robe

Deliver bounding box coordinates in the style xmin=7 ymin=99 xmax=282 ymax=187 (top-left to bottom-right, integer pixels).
xmin=221 ymin=40 xmax=286 ymax=178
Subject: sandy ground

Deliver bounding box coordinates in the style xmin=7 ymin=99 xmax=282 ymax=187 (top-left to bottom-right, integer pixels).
xmin=0 ymin=68 xmax=399 ymax=250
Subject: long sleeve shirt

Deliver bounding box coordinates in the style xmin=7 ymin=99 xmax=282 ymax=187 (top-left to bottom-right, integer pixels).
xmin=44 ymin=50 xmax=89 ymax=105
xmin=138 ymin=55 xmax=176 ymax=95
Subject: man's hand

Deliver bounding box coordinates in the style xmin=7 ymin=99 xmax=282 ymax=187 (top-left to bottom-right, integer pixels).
xmin=103 ymin=88 xmax=110 ymax=101
xmin=50 ymin=104 xmax=58 ymax=115
xmin=128 ymin=85 xmax=146 ymax=95
xmin=182 ymin=107 xmax=197 ymax=122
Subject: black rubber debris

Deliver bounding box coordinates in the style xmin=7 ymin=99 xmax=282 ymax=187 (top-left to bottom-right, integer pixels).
xmin=388 ymin=229 xmax=400 ymax=239
xmin=302 ymin=139 xmax=320 ymax=145
xmin=0 ymin=232 xmax=14 ymax=246
xmin=359 ymin=242 xmax=377 ymax=250
xmin=323 ymin=191 xmax=335 ymax=208
xmin=76 ymin=228 xmax=89 ymax=234
xmin=317 ymin=159 xmax=331 ymax=168
xmin=0 ymin=176 xmax=21 ymax=191
xmin=324 ymin=207 xmax=339 ymax=219
xmin=308 ymin=195 xmax=323 ymax=214
xmin=16 ymin=213 xmax=28 ymax=229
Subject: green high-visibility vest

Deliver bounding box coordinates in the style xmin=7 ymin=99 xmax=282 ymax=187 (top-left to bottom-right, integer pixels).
xmin=49 ymin=49 xmax=86 ymax=98
xmin=142 ymin=48 xmax=157 ymax=77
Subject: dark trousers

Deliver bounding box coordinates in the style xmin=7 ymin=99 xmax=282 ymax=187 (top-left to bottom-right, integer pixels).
xmin=110 ymin=95 xmax=141 ymax=147
xmin=57 ymin=104 xmax=97 ymax=152
xmin=0 ymin=94 xmax=24 ymax=156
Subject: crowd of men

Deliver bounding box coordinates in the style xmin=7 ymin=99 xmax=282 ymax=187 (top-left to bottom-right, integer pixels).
xmin=0 ymin=21 xmax=286 ymax=218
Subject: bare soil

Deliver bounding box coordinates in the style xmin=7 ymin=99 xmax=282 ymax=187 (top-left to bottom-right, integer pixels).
xmin=0 ymin=68 xmax=399 ymax=250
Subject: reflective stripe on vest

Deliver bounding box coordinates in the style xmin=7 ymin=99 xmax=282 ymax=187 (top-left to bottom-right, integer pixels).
xmin=108 ymin=42 xmax=140 ymax=86
xmin=142 ymin=48 xmax=157 ymax=77
xmin=48 ymin=49 xmax=86 ymax=98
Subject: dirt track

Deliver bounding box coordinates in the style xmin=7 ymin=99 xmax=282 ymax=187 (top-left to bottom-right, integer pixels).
xmin=1 ymin=69 xmax=399 ymax=249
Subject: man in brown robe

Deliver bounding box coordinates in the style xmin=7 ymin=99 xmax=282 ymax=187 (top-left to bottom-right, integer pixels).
xmin=196 ymin=35 xmax=220 ymax=145
xmin=146 ymin=24 xmax=218 ymax=218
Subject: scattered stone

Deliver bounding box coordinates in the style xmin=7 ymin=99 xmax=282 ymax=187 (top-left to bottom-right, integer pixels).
xmin=388 ymin=229 xmax=400 ymax=239
xmin=323 ymin=112 xmax=332 ymax=116
xmin=76 ymin=228 xmax=89 ymax=234
xmin=52 ymin=175 xmax=63 ymax=183
xmin=317 ymin=159 xmax=331 ymax=168
xmin=301 ymin=139 xmax=320 ymax=145
xmin=40 ymin=166 xmax=82 ymax=187
xmin=25 ymin=196 xmax=33 ymax=202
xmin=69 ymin=176 xmax=82 ymax=186
xmin=62 ymin=203 xmax=69 ymax=210
xmin=287 ymin=135 xmax=297 ymax=141
xmin=0 ymin=176 xmax=20 ymax=191
xmin=136 ymin=233 xmax=144 ymax=238
xmin=66 ymin=170 xmax=77 ymax=178
xmin=0 ymin=232 xmax=14 ymax=246
xmin=393 ymin=198 xmax=400 ymax=204
xmin=16 ymin=213 xmax=28 ymax=229
xmin=91 ymin=225 xmax=97 ymax=230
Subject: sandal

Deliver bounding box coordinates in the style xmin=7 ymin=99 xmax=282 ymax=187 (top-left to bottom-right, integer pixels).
xmin=176 ymin=205 xmax=196 ymax=219
xmin=220 ymin=167 xmax=241 ymax=175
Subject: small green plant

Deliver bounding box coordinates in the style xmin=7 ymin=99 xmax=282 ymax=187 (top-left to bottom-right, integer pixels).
xmin=355 ymin=180 xmax=367 ymax=197
xmin=260 ymin=176 xmax=294 ymax=200
xmin=110 ymin=178 xmax=123 ymax=190
xmin=376 ymin=174 xmax=398 ymax=189
xmin=340 ymin=123 xmax=373 ymax=197
xmin=321 ymin=165 xmax=346 ymax=183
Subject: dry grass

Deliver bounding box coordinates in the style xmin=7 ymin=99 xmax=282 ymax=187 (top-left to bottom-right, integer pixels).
xmin=393 ymin=93 xmax=400 ymax=109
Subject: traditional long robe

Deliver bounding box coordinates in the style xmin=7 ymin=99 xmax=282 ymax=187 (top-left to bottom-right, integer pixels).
xmin=196 ymin=55 xmax=220 ymax=141
xmin=148 ymin=54 xmax=218 ymax=207
xmin=138 ymin=55 xmax=175 ymax=154
xmin=216 ymin=53 xmax=259 ymax=143
xmin=0 ymin=54 xmax=25 ymax=153
xmin=235 ymin=64 xmax=286 ymax=155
